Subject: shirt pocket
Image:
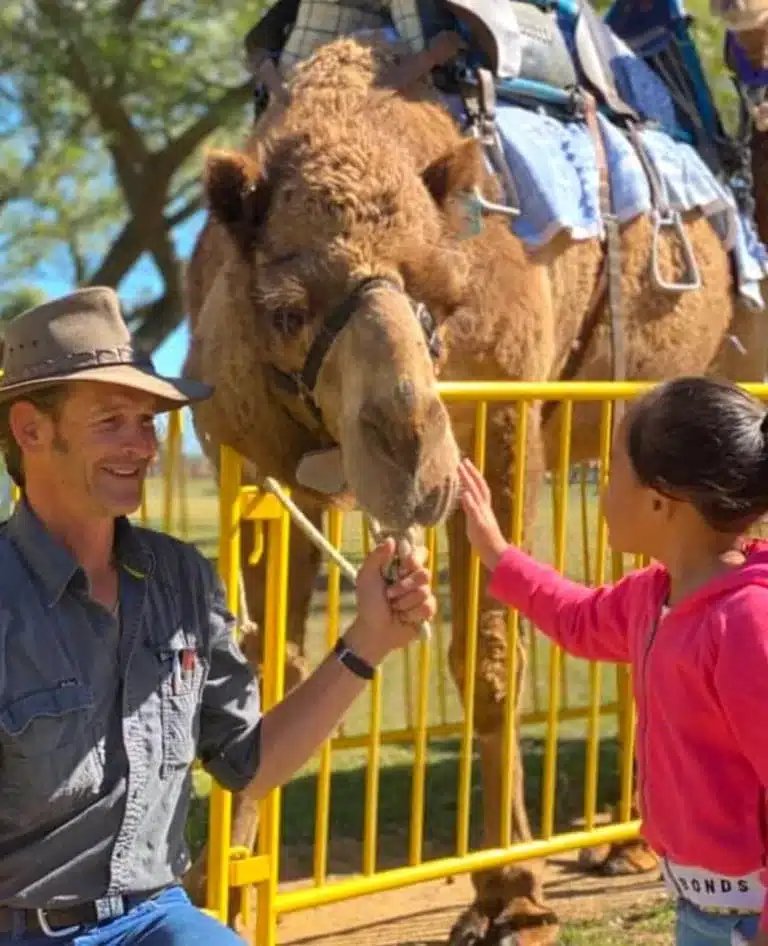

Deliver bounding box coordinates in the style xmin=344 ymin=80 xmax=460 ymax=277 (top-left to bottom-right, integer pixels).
xmin=0 ymin=680 xmax=104 ymax=827
xmin=157 ymin=629 xmax=208 ymax=776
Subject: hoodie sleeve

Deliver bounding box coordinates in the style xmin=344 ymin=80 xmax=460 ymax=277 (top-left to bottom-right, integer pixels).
xmin=487 ymin=544 xmax=644 ymax=664
xmin=712 ymin=589 xmax=768 ymax=933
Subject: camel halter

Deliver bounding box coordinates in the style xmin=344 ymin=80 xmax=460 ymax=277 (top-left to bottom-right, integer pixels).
xmin=265 ymin=274 xmax=442 ymax=436
xmin=258 ymin=275 xmax=441 ymax=644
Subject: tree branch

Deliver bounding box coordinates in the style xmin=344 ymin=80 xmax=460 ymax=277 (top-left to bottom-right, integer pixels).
xmin=154 ymin=82 xmax=252 ymax=178
xmin=36 ymin=0 xmax=150 ymax=204
xmin=87 ymin=194 xmax=202 ymax=287
xmin=125 ymin=291 xmax=185 ymax=353
xmin=114 ymin=0 xmax=147 ymax=23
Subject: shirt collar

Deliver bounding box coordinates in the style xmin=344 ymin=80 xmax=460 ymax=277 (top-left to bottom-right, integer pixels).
xmin=7 ymin=498 xmax=155 ymax=606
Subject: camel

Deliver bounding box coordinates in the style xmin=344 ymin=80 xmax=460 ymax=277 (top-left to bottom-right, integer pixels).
xmin=180 ymin=27 xmax=768 ymax=946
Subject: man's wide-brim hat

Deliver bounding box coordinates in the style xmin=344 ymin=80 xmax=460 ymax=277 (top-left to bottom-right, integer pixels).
xmin=0 ymin=286 xmax=212 ymax=409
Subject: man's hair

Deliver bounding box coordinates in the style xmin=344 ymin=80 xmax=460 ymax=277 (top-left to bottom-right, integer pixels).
xmin=0 ymin=385 xmax=68 ymax=489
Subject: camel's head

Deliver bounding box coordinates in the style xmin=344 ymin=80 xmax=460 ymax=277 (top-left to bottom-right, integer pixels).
xmin=201 ymin=119 xmax=484 ymax=531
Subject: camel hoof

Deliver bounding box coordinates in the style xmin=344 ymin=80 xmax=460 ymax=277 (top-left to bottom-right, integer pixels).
xmin=577 ymin=842 xmax=613 ymax=871
xmin=478 ymin=896 xmax=559 ymax=946
xmin=447 ymin=907 xmax=489 ymax=946
xmin=484 ymin=919 xmax=560 ymax=946
xmin=599 ymin=840 xmax=659 ymax=877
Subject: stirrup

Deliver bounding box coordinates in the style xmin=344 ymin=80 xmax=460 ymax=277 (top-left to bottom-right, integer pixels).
xmin=650 ymin=208 xmax=702 ymax=291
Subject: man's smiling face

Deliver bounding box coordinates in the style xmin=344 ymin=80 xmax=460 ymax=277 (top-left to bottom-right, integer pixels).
xmin=19 ymin=380 xmax=160 ymax=518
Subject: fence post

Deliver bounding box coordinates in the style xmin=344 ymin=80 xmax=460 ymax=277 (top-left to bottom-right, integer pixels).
xmin=253 ymin=487 xmax=291 ymax=946
xmin=206 ymin=446 xmax=243 ymax=923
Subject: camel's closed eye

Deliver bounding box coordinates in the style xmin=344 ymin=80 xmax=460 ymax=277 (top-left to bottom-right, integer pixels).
xmin=272 ymin=306 xmax=306 ymax=336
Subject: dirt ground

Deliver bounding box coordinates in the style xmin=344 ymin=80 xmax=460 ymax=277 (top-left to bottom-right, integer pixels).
xmin=276 ymin=852 xmax=668 ymax=945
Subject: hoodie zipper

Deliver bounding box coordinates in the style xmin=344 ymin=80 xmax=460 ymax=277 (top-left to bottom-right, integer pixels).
xmin=638 ymin=608 xmax=665 ymax=825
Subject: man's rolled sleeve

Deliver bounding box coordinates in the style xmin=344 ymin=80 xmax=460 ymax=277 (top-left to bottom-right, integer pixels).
xmin=198 ymin=581 xmax=262 ymax=792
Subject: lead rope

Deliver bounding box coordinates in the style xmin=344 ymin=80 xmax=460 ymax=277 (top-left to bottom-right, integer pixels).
xmin=261 ymin=477 xmax=432 ymax=642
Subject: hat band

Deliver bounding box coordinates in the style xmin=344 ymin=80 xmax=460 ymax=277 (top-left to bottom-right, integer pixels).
xmin=1 ymin=345 xmax=150 ymax=386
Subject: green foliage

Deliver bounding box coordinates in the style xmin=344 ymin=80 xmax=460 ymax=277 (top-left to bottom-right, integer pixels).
xmin=0 ymin=0 xmax=268 ymax=349
xmin=0 ymin=0 xmax=747 ymax=351
xmin=0 ymin=286 xmax=48 ymax=322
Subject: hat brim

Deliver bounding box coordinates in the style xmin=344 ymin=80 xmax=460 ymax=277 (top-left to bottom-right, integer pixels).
xmin=0 ymin=362 xmax=213 ymax=412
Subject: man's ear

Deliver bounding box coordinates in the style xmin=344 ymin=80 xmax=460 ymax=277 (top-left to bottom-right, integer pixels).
xmin=421 ymin=138 xmax=486 ymax=209
xmin=203 ymin=149 xmax=274 ymax=255
xmin=8 ymin=400 xmax=49 ymax=455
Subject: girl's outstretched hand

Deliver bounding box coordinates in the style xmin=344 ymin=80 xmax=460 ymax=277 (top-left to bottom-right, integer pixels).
xmin=458 ymin=458 xmax=509 ymax=572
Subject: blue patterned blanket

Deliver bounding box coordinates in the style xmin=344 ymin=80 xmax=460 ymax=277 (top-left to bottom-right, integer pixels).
xmin=443 ymin=94 xmax=768 ymax=308
xmin=355 ymin=25 xmax=768 ymax=307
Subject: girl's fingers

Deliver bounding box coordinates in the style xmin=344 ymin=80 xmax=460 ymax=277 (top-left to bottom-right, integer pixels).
xmin=459 ymin=458 xmax=489 ymax=504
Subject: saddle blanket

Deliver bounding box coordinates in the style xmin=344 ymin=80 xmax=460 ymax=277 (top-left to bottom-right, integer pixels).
xmin=280 ymin=14 xmax=768 ymax=307
xmin=442 ymin=92 xmax=768 ymax=309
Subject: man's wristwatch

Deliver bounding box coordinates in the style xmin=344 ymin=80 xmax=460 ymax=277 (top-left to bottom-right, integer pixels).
xmin=333 ymin=636 xmax=375 ymax=681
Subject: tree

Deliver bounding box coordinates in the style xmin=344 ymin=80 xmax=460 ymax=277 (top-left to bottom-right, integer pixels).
xmin=0 ymin=0 xmax=267 ymax=352
xmin=0 ymin=286 xmax=48 ymax=322
xmin=0 ymin=0 xmax=740 ymax=356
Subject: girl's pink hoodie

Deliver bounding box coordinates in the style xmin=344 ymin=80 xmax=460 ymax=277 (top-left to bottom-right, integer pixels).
xmin=488 ymin=538 xmax=768 ymax=930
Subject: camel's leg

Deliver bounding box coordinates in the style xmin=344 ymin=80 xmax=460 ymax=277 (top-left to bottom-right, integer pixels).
xmin=183 ymin=498 xmax=325 ymax=931
xmin=447 ymin=407 xmax=558 ymax=946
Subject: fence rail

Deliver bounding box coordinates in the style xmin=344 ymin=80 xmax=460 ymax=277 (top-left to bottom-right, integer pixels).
xmin=5 ymin=381 xmax=768 ymax=944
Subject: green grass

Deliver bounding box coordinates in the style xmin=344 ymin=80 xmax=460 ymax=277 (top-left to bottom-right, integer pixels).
xmin=559 ymin=899 xmax=675 ymax=944
xmin=136 ymin=469 xmax=640 ymax=881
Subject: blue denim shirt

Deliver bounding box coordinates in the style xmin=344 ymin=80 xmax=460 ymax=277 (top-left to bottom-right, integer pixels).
xmin=0 ymin=500 xmax=262 ymax=909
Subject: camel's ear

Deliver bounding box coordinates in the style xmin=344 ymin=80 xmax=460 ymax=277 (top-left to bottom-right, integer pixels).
xmin=421 ymin=138 xmax=485 ymax=209
xmin=204 ymin=149 xmax=273 ymax=253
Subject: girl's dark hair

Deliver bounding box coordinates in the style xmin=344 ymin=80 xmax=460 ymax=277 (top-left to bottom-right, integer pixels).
xmin=626 ymin=376 xmax=768 ymax=531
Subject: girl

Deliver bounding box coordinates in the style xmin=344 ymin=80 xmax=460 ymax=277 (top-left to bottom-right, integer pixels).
xmin=457 ymin=377 xmax=768 ymax=946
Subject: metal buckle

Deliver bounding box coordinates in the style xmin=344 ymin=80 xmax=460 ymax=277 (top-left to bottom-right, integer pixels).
xmin=35 ymin=909 xmax=82 ymax=939
xmin=34 ymin=896 xmax=125 ymax=939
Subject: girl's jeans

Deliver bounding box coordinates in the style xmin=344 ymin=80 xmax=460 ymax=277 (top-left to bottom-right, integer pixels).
xmin=676 ymin=898 xmax=760 ymax=946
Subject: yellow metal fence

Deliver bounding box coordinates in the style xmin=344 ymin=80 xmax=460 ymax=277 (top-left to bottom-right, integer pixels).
xmin=205 ymin=380 xmax=732 ymax=942
xmin=6 ymin=382 xmax=768 ymax=942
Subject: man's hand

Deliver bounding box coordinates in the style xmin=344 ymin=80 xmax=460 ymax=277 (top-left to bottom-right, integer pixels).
xmin=244 ymin=535 xmax=437 ymax=800
xmin=344 ymin=537 xmax=436 ymax=667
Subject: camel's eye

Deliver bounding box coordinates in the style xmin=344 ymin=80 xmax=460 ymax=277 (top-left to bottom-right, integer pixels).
xmin=272 ymin=306 xmax=306 ymax=337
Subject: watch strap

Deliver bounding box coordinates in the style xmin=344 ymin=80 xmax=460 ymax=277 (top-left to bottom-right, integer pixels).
xmin=333 ymin=636 xmax=375 ymax=681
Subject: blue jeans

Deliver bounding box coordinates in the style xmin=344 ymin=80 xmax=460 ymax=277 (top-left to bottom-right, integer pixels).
xmin=677 ymin=898 xmax=760 ymax=946
xmin=0 ymin=887 xmax=244 ymax=945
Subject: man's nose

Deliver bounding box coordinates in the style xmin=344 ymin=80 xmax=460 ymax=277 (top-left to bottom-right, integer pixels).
xmin=123 ymin=424 xmax=158 ymax=459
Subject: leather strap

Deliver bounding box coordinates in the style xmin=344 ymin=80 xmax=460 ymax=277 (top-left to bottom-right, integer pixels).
xmin=0 ymin=886 xmax=170 ymax=935
xmin=583 ymin=91 xmax=626 ymax=392
xmin=334 ymin=637 xmax=375 ymax=681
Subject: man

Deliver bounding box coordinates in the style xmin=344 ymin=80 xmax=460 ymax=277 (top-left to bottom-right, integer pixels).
xmin=0 ymin=287 xmax=437 ymax=944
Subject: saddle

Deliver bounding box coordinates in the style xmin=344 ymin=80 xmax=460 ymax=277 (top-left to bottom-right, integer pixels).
xmin=443 ymin=0 xmax=637 ymax=124
xmin=239 ymin=0 xmax=763 ymax=391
